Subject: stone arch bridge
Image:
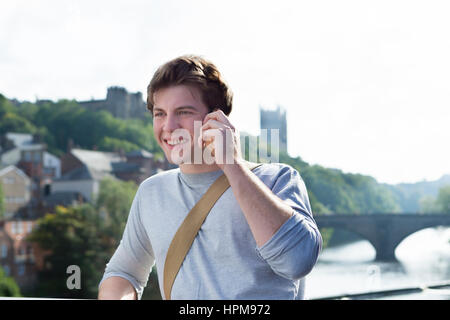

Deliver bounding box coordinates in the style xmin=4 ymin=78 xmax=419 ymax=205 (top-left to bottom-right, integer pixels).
xmin=314 ymin=214 xmax=450 ymax=261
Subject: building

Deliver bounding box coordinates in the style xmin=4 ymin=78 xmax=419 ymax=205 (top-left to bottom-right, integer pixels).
xmin=260 ymin=106 xmax=288 ymax=154
xmin=0 ymin=165 xmax=31 ymax=220
xmin=78 ymin=86 xmax=148 ymax=119
xmin=114 ymin=150 xmax=156 ymax=183
xmin=0 ymin=218 xmax=45 ymax=289
xmin=51 ymin=165 xmax=111 ymax=203
xmin=0 ymin=164 xmax=47 ymax=290
xmin=54 ymin=148 xmax=162 ymax=202
xmin=0 ymin=132 xmax=61 ymax=201
xmin=54 ymin=148 xmax=119 ymax=202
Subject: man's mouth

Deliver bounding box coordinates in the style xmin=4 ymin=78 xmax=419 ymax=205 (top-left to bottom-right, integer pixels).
xmin=163 ymin=137 xmax=188 ymax=149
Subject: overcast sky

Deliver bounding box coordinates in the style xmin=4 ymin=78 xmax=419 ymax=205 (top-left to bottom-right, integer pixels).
xmin=1 ymin=0 xmax=449 ymax=184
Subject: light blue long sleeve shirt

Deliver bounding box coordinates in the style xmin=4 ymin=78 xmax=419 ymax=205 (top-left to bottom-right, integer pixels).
xmin=99 ymin=163 xmax=322 ymax=299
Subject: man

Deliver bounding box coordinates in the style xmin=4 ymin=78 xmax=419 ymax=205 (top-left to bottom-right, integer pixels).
xmin=98 ymin=55 xmax=322 ymax=300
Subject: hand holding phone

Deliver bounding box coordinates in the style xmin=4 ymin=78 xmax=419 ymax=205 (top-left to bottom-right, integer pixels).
xmin=198 ymin=109 xmax=242 ymax=168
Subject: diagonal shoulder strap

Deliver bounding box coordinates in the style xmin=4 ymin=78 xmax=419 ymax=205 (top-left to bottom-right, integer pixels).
xmin=163 ymin=162 xmax=263 ymax=300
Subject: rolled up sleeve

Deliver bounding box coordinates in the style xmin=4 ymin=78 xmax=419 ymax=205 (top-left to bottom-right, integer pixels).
xmin=99 ymin=187 xmax=155 ymax=299
xmin=256 ymin=165 xmax=322 ymax=281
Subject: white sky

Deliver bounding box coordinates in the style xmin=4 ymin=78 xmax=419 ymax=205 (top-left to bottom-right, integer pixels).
xmin=1 ymin=0 xmax=449 ymax=184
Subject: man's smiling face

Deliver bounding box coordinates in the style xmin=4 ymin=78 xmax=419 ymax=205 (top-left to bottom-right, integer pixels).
xmin=152 ymin=84 xmax=209 ymax=164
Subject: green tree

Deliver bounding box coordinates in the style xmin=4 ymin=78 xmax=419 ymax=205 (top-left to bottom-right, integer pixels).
xmin=27 ymin=178 xmax=140 ymax=299
xmin=27 ymin=204 xmax=111 ymax=298
xmin=0 ymin=94 xmax=15 ymax=118
xmin=0 ymin=266 xmax=22 ymax=297
xmin=0 ymin=183 xmax=4 ymax=219
xmin=419 ymin=195 xmax=440 ymax=214
xmin=95 ymin=177 xmax=138 ymax=241
xmin=97 ymin=137 xmax=141 ymax=153
xmin=318 ymin=228 xmax=333 ymax=248
xmin=342 ymin=173 xmax=400 ymax=214
xmin=300 ymin=165 xmax=358 ymax=214
xmin=307 ymin=190 xmax=331 ymax=215
xmin=14 ymin=101 xmax=39 ymax=122
xmin=436 ymin=185 xmax=450 ymax=213
xmin=0 ymin=112 xmax=36 ymax=135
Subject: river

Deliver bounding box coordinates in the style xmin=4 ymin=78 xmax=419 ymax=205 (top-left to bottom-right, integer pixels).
xmin=306 ymin=227 xmax=450 ymax=300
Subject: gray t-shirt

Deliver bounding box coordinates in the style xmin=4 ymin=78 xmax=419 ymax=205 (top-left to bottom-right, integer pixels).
xmin=99 ymin=163 xmax=322 ymax=299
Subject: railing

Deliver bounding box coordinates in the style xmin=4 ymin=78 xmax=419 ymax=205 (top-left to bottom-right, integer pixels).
xmin=312 ymin=280 xmax=450 ymax=300
xmin=2 ymin=280 xmax=450 ymax=300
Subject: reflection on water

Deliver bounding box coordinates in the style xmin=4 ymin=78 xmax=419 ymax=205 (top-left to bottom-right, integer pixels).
xmin=306 ymin=227 xmax=450 ymax=299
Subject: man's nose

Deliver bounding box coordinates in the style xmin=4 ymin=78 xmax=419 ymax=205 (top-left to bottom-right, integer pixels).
xmin=163 ymin=113 xmax=180 ymax=131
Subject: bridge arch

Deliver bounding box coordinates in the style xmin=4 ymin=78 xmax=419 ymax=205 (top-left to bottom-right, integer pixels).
xmin=395 ymin=224 xmax=450 ymax=259
xmin=320 ymin=226 xmax=376 ymax=250
xmin=314 ymin=214 xmax=450 ymax=261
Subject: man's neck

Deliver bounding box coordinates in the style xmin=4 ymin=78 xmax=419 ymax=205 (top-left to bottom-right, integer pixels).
xmin=179 ymin=163 xmax=221 ymax=174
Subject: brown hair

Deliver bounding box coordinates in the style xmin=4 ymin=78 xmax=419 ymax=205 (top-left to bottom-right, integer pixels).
xmin=147 ymin=55 xmax=233 ymax=115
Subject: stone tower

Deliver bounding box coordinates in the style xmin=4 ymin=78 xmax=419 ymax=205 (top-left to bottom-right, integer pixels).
xmin=260 ymin=106 xmax=287 ymax=154
xmin=79 ymin=86 xmax=147 ymax=119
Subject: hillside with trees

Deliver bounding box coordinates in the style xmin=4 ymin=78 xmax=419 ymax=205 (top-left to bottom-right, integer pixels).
xmin=384 ymin=174 xmax=450 ymax=213
xmin=1 ymin=93 xmax=403 ymax=216
xmin=0 ymin=94 xmax=161 ymax=159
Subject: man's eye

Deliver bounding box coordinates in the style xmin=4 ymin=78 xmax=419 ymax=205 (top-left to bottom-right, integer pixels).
xmin=178 ymin=111 xmax=192 ymax=115
xmin=153 ymin=112 xmax=164 ymax=117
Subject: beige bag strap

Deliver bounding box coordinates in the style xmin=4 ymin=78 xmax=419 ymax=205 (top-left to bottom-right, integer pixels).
xmin=163 ymin=162 xmax=262 ymax=300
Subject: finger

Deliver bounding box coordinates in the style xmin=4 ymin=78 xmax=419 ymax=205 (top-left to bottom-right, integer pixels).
xmin=201 ymin=119 xmax=228 ymax=131
xmin=203 ymin=111 xmax=230 ymax=124
xmin=203 ymin=110 xmax=233 ymax=127
xmin=202 ymin=128 xmax=221 ymax=140
xmin=197 ymin=128 xmax=218 ymax=148
xmin=203 ymin=112 xmax=236 ymax=135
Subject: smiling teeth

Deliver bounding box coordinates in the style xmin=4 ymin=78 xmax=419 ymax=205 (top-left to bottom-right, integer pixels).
xmin=167 ymin=138 xmax=185 ymax=146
